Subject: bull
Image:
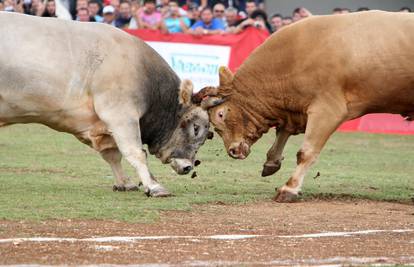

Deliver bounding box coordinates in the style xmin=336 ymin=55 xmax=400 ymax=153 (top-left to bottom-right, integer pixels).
xmin=0 ymin=12 xmax=211 ymax=197
xmin=194 ymin=11 xmax=414 ymax=202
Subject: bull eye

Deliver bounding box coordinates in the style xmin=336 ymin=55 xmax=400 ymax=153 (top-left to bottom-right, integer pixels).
xmin=218 ymin=111 xmax=224 ymax=118
xmin=194 ymin=124 xmax=200 ymax=136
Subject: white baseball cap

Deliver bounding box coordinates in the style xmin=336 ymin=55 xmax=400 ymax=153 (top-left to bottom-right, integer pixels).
xmin=103 ymin=5 xmax=115 ymax=14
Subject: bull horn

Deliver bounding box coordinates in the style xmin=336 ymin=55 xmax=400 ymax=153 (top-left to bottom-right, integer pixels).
xmin=192 ymin=86 xmax=218 ymax=104
xmin=192 ymin=86 xmax=226 ymax=109
xmin=200 ymin=97 xmax=226 ymax=110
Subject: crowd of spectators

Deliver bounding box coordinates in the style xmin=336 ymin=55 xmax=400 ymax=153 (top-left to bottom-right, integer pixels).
xmin=0 ymin=0 xmax=412 ymax=34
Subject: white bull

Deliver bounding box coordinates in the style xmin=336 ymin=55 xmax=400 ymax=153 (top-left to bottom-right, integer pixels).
xmin=0 ymin=12 xmax=211 ymax=197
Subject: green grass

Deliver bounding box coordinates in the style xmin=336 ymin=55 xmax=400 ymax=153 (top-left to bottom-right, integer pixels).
xmin=0 ymin=124 xmax=413 ymax=222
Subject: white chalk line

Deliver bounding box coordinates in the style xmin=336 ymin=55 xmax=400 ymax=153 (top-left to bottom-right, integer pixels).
xmin=182 ymin=257 xmax=414 ymax=267
xmin=279 ymin=229 xmax=414 ymax=238
xmin=0 ymin=229 xmax=413 ymax=244
xmin=4 ymin=256 xmax=414 ymax=266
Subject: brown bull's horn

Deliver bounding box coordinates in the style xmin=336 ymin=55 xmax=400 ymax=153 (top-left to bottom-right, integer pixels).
xmin=192 ymin=86 xmax=218 ymax=104
xmin=200 ymin=96 xmax=226 ymax=110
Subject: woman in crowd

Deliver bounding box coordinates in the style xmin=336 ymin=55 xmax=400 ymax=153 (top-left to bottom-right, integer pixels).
xmin=42 ymin=0 xmax=57 ymax=17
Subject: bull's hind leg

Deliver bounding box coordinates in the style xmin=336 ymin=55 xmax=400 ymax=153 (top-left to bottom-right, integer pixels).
xmin=274 ymin=101 xmax=347 ymax=203
xmin=100 ymin=148 xmax=138 ymax=191
xmin=261 ymin=129 xmax=291 ymax=177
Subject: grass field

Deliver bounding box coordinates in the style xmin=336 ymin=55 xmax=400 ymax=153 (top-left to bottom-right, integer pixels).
xmin=0 ymin=124 xmax=413 ymax=223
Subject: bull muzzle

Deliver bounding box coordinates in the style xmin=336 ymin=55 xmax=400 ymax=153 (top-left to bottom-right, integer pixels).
xmin=228 ymin=142 xmax=250 ymax=160
xmin=170 ymin=158 xmax=193 ymax=175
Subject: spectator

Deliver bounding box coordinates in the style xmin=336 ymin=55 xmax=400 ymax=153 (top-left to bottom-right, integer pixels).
xmin=110 ymin=0 xmax=120 ymax=15
xmin=88 ymin=0 xmax=103 ymax=22
xmin=224 ymin=6 xmax=239 ymax=32
xmin=213 ymin=2 xmax=226 ymax=28
xmin=332 ymin=7 xmax=342 ymax=15
xmin=250 ymin=9 xmax=271 ymax=32
xmin=270 ymin=13 xmax=282 ymax=32
xmin=77 ymin=7 xmax=92 ymax=21
xmin=298 ymin=7 xmax=312 ymax=19
xmin=190 ymin=0 xmax=255 ymax=13
xmin=0 ymin=1 xmax=4 ymax=11
xmin=102 ymin=5 xmax=116 ymax=25
xmin=42 ymin=0 xmax=57 ymax=17
xmin=130 ymin=0 xmax=140 ymax=14
xmin=158 ymin=0 xmax=169 ymax=17
xmin=27 ymin=0 xmax=46 ymax=16
xmin=341 ymin=8 xmax=350 ymax=14
xmin=232 ymin=8 xmax=269 ymax=33
xmin=186 ymin=2 xmax=200 ymax=25
xmin=212 ymin=3 xmax=225 ymax=18
xmin=3 ymin=0 xmax=18 ymax=12
xmin=357 ymin=7 xmax=370 ymax=12
xmin=158 ymin=0 xmax=186 ymax=17
xmin=400 ymin=7 xmax=412 ymax=12
xmin=161 ymin=0 xmax=190 ymax=33
xmin=244 ymin=0 xmax=256 ymax=17
xmin=292 ymin=7 xmax=301 ymax=21
xmin=76 ymin=0 xmax=88 ymax=11
xmin=188 ymin=6 xmax=225 ymax=35
xmin=282 ymin=16 xmax=292 ymax=27
xmin=179 ymin=0 xmax=194 ymax=10
xmin=138 ymin=0 xmax=162 ymax=29
xmin=115 ymin=0 xmax=133 ymax=28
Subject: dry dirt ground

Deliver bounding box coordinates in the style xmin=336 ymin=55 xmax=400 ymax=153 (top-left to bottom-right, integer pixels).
xmin=0 ymin=200 xmax=413 ymax=266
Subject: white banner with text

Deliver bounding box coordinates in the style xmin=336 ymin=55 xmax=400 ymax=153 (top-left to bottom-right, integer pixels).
xmin=147 ymin=42 xmax=231 ymax=92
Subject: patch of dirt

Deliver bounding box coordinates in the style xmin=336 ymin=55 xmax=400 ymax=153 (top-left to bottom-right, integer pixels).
xmin=0 ymin=200 xmax=413 ymax=265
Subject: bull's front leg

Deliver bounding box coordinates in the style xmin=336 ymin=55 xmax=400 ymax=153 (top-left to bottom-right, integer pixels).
xmin=261 ymin=128 xmax=291 ymax=177
xmin=274 ymin=102 xmax=347 ymax=203
xmin=97 ymin=109 xmax=171 ymax=197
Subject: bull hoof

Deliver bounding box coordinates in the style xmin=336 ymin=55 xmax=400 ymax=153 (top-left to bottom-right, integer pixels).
xmin=125 ymin=185 xmax=139 ymax=191
xmin=113 ymin=184 xmax=139 ymax=192
xmin=113 ymin=185 xmax=126 ymax=192
xmin=273 ymin=188 xmax=299 ymax=203
xmin=261 ymin=163 xmax=281 ymax=177
xmin=145 ymin=186 xmax=173 ymax=198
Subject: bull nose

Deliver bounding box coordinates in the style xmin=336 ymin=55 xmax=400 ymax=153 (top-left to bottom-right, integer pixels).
xmin=229 ymin=148 xmax=237 ymax=158
xmin=229 ymin=147 xmax=245 ymax=159
xmin=228 ymin=142 xmax=248 ymax=159
xmin=183 ymin=166 xmax=192 ymax=174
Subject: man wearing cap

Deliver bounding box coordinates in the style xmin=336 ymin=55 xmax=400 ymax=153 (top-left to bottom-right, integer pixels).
xmin=103 ymin=5 xmax=116 ymax=25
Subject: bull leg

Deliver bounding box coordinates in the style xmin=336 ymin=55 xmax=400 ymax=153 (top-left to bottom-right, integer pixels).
xmin=97 ymin=109 xmax=171 ymax=197
xmin=261 ymin=128 xmax=291 ymax=177
xmin=100 ymin=148 xmax=138 ymax=192
xmin=274 ymin=103 xmax=347 ymax=203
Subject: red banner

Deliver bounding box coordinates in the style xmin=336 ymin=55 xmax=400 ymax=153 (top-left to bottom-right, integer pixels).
xmin=126 ymin=27 xmax=269 ymax=72
xmin=127 ymin=28 xmax=414 ymax=135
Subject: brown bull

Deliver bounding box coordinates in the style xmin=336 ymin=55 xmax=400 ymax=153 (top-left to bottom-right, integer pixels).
xmin=194 ymin=11 xmax=414 ymax=202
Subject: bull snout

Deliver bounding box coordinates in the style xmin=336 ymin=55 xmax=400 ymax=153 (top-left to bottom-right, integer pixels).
xmin=228 ymin=142 xmax=250 ymax=159
xmin=170 ymin=158 xmax=193 ymax=175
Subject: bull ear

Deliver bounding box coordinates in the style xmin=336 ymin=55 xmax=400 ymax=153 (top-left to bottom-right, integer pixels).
xmin=179 ymin=79 xmax=194 ymax=108
xmin=219 ymin=66 xmax=234 ymax=87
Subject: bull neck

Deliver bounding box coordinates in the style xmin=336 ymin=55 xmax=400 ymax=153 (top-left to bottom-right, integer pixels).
xmin=232 ymin=76 xmax=288 ymax=134
xmin=138 ymin=74 xmax=184 ymax=155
